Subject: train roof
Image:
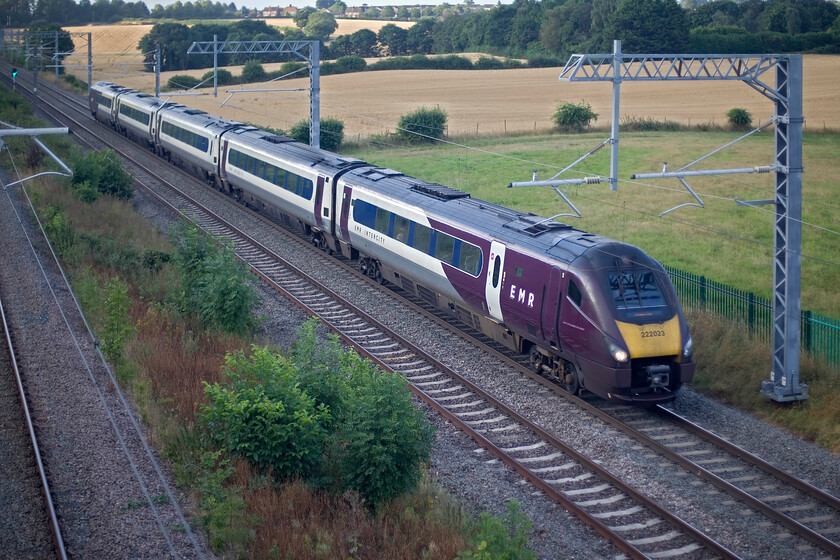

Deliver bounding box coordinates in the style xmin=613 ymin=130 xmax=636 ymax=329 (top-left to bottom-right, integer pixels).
xmin=159 ymin=103 xmax=244 ymax=135
xmin=343 ymin=166 xmax=639 ymax=266
xmin=225 ymin=129 xmax=369 ymax=176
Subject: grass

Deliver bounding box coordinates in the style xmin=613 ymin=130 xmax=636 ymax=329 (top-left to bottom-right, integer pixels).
xmin=341 ymin=130 xmax=840 ymax=318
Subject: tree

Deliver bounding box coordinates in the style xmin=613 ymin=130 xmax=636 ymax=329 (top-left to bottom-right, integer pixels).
xmin=381 ymin=5 xmax=395 ymax=18
xmin=328 ymin=0 xmax=346 ymax=14
xmin=304 ymin=11 xmax=338 ymax=40
xmin=315 ymin=0 xmax=331 ymax=8
xmin=406 ymin=17 xmax=436 ymax=54
xmin=348 ymin=28 xmax=378 ymax=57
xmin=240 ymin=59 xmax=266 ymax=83
xmin=607 ymin=0 xmax=689 ymax=53
xmin=293 ymin=6 xmax=315 ymax=28
xmin=378 ymin=23 xmax=409 ymax=56
xmin=138 ymin=22 xmax=193 ymax=71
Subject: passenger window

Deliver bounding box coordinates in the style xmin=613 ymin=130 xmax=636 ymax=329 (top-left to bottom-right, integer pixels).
xmin=434 ymin=233 xmax=455 ymax=264
xmin=393 ymin=215 xmax=410 ymax=243
xmin=412 ymin=224 xmax=432 ymax=253
xmin=515 ymin=266 xmax=523 ymax=278
xmin=274 ymin=168 xmax=286 ymax=187
xmin=374 ymin=208 xmax=390 ymax=234
xmin=568 ymin=279 xmax=583 ymax=308
xmin=255 ymin=160 xmax=265 ymax=179
xmin=458 ymin=243 xmax=481 ymax=276
xmin=492 ymin=256 xmax=501 ymax=288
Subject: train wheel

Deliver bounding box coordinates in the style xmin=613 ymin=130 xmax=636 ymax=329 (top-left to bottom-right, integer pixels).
xmin=560 ymin=362 xmax=581 ymax=395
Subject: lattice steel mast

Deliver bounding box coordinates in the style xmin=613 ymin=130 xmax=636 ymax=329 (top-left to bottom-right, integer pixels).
xmin=559 ymin=41 xmax=806 ymax=402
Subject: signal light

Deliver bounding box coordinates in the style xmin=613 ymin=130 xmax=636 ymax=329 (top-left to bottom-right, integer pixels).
xmin=12 ymin=68 xmax=18 ymax=79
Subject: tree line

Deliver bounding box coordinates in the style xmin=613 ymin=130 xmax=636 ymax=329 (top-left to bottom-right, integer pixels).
xmin=7 ymin=0 xmax=840 ymax=71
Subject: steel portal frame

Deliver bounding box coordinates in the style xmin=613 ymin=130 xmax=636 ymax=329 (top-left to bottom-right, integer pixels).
xmin=187 ymin=38 xmax=320 ymax=149
xmin=559 ymin=42 xmax=806 ymax=402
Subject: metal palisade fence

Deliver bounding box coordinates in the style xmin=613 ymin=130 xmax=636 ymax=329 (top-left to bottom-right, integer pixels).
xmin=665 ymin=265 xmax=840 ymax=369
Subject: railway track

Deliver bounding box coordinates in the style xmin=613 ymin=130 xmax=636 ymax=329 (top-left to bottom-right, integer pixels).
xmin=0 ymin=286 xmax=66 ymax=560
xmin=5 ymin=67 xmax=839 ymax=558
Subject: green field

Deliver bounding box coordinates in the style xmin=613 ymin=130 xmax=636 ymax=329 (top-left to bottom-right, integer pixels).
xmin=343 ymin=131 xmax=840 ymax=318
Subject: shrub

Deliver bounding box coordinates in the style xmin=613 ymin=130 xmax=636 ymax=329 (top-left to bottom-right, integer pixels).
xmin=171 ymin=223 xmax=260 ymax=336
xmin=322 ymin=55 xmax=366 ymax=75
xmin=240 ymin=59 xmax=266 ymax=83
xmin=474 ymin=56 xmax=505 ymax=70
xmin=68 ymin=147 xmax=134 ymax=200
xmin=458 ymin=500 xmax=537 ymax=560
xmin=202 ymin=68 xmax=234 ymax=86
xmin=552 ymin=100 xmax=598 ymax=133
xmin=201 ymin=346 xmax=331 ymax=477
xmin=727 ymin=107 xmax=753 ymax=131
xmin=288 ymin=116 xmax=345 ymax=151
xmin=397 ymin=105 xmax=448 ymax=143
xmin=100 ymin=276 xmax=134 ymax=365
xmin=167 ymin=74 xmax=201 ymax=90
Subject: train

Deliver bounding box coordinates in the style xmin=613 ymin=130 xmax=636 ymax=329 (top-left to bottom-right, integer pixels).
xmin=89 ymin=80 xmax=695 ymax=405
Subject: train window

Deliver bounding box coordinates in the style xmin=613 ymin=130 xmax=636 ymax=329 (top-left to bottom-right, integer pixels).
xmin=492 ymin=256 xmax=501 ymax=288
xmin=255 ymin=160 xmax=265 ymax=180
xmin=607 ymin=268 xmax=668 ymax=320
xmin=274 ymin=168 xmax=286 ymax=188
xmin=374 ymin=208 xmax=390 ymax=234
xmin=393 ymin=215 xmax=410 ymax=243
xmin=434 ymin=233 xmax=455 ymax=264
xmin=412 ymin=224 xmax=432 ymax=253
xmin=458 ymin=243 xmax=482 ymax=276
xmin=353 ymin=200 xmax=376 ymax=227
xmin=228 ymin=149 xmax=239 ymax=166
xmin=515 ymin=266 xmax=523 ymax=278
xmin=301 ymin=178 xmax=313 ymax=200
xmin=568 ymin=279 xmax=583 ymax=308
xmin=246 ymin=156 xmax=256 ymax=174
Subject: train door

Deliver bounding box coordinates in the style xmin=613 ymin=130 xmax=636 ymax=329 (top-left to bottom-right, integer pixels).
xmin=541 ymin=267 xmax=563 ymax=346
xmin=314 ymin=175 xmax=326 ymax=229
xmin=485 ymin=241 xmax=506 ymax=322
xmin=339 ymin=185 xmax=352 ymax=241
xmin=219 ymin=139 xmax=229 ymax=181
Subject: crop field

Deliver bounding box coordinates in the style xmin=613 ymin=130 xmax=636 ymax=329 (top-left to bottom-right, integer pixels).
xmin=59 ymin=24 xmax=840 ymax=138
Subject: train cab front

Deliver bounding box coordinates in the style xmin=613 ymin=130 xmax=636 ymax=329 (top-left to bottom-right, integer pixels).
xmin=573 ymin=255 xmax=695 ymax=405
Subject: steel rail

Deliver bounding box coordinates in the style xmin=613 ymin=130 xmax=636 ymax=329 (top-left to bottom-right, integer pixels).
xmin=0 ymin=289 xmax=68 ymax=560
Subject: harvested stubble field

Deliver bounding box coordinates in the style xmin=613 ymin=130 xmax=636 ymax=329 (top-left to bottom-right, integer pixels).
xmin=61 ymin=24 xmax=840 ymax=138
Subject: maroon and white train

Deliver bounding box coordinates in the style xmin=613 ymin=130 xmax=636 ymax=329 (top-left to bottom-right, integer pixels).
xmin=90 ymin=81 xmax=695 ymax=404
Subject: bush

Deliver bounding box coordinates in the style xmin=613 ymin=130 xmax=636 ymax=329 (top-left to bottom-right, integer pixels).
xmin=171 ymin=223 xmax=260 ymax=336
xmin=68 ymin=147 xmax=134 ymax=200
xmin=458 ymin=500 xmax=537 ymax=560
xmin=240 ymin=59 xmax=266 ymax=83
xmin=288 ymin=117 xmax=345 ymax=151
xmin=727 ymin=107 xmax=753 ymax=131
xmin=167 ymin=74 xmax=201 ymax=90
xmin=200 ymin=318 xmax=434 ymax=510
xmin=552 ymin=100 xmax=598 ymax=133
xmin=202 ymin=68 xmax=234 ymax=86
xmin=397 ymin=106 xmax=448 ymax=143
xmin=201 ymin=346 xmax=331 ymax=477
xmin=474 ymin=56 xmax=505 ymax=70
xmin=322 ymin=55 xmax=367 ymax=75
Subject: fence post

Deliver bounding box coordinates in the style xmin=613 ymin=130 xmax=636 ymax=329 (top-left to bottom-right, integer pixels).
xmin=802 ymin=310 xmax=812 ymax=355
xmin=699 ymin=276 xmax=706 ymax=309
xmin=748 ymin=292 xmax=755 ymax=331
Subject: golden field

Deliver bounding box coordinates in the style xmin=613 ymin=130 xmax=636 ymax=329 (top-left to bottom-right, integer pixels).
xmin=61 ymin=23 xmax=840 ymax=138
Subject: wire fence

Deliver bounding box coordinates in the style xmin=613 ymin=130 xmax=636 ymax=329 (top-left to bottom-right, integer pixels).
xmin=665 ymin=265 xmax=840 ymax=369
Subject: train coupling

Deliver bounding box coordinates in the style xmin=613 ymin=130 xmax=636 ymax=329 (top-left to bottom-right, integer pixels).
xmin=646 ymin=365 xmax=671 ymax=390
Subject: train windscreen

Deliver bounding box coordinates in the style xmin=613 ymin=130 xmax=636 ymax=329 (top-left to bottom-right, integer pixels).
xmin=607 ymin=267 xmax=670 ymax=321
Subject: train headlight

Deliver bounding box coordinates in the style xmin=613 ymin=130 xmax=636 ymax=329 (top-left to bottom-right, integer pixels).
xmin=607 ymin=340 xmax=629 ymax=363
xmin=682 ymin=336 xmax=693 ymax=360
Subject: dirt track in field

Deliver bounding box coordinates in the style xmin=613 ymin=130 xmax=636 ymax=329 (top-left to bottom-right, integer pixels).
xmin=62 ymin=24 xmax=840 ymax=137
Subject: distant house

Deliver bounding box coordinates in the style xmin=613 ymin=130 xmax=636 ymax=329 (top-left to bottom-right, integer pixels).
xmin=344 ymin=7 xmax=362 ymax=18
xmin=261 ymin=6 xmax=281 ymax=17
xmin=282 ymin=5 xmax=298 ymax=16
